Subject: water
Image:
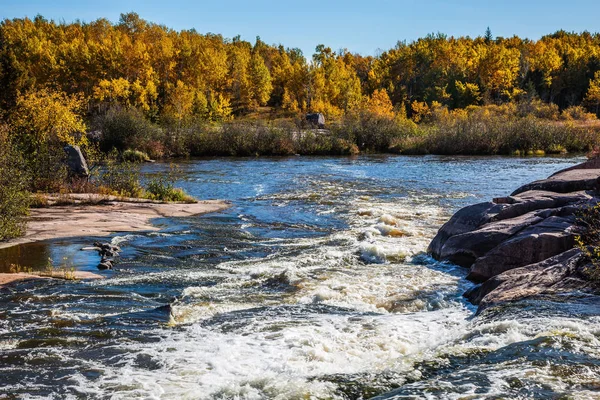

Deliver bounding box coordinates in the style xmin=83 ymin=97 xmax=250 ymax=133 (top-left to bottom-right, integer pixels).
xmin=1 ymin=155 xmax=599 ymax=399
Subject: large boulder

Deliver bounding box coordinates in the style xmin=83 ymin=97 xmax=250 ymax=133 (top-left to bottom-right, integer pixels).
xmin=428 ymin=160 xmax=600 ymax=312
xmin=464 ymin=249 xmax=593 ymax=311
xmin=494 ymin=190 xmax=592 ymax=220
xmin=64 ymin=145 xmax=89 ymax=177
xmin=467 ymin=216 xmax=576 ymax=282
xmin=306 ymin=113 xmax=325 ymax=128
xmin=438 ymin=210 xmax=546 ymax=268
xmin=427 ymin=201 xmax=498 ymax=259
xmin=511 ymin=169 xmax=600 ymax=196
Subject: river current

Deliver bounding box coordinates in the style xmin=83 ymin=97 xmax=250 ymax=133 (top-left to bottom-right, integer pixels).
xmin=1 ymin=155 xmax=599 ymax=399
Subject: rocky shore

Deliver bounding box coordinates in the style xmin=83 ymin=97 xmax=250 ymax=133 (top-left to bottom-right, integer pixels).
xmin=429 ymin=159 xmax=600 ymax=313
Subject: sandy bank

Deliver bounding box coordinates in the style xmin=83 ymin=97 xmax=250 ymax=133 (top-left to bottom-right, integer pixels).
xmin=0 ymin=271 xmax=104 ymax=287
xmin=0 ymin=194 xmax=230 ymax=250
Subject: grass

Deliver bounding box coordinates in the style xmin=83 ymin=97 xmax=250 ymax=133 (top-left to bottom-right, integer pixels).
xmin=122 ymin=149 xmax=151 ymax=163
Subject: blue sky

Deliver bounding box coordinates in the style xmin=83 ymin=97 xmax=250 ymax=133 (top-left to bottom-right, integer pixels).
xmin=3 ymin=0 xmax=600 ymax=57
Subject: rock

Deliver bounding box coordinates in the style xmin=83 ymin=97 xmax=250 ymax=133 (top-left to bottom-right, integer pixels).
xmin=63 ymin=145 xmax=89 ymax=177
xmin=100 ymin=249 xmax=116 ymax=258
xmin=90 ymin=242 xmax=120 ymax=269
xmin=427 ymin=201 xmax=498 ymax=259
xmin=467 ymin=216 xmax=576 ymax=282
xmin=428 ymin=160 xmax=600 ymax=312
xmin=306 ymin=113 xmax=325 ymax=128
xmin=97 ymin=261 xmax=112 ymax=270
xmin=439 ymin=210 xmax=546 ymax=268
xmin=550 ymin=157 xmax=600 ymax=176
xmin=494 ymin=190 xmax=592 ymax=220
xmin=511 ymin=169 xmax=600 ymax=196
xmin=465 ymin=249 xmax=593 ymax=311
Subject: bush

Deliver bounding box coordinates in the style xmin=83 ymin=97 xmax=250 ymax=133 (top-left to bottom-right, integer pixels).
xmin=561 ymin=105 xmax=597 ymax=121
xmin=390 ymin=107 xmax=598 ymax=155
xmin=0 ymin=130 xmax=30 ymax=240
xmin=575 ymin=202 xmax=600 ymax=281
xmin=93 ymin=106 xmax=164 ymax=157
xmin=517 ymin=99 xmax=560 ymax=120
xmin=96 ymin=153 xmax=143 ymax=198
xmin=332 ymin=112 xmax=419 ymax=152
xmin=122 ymin=149 xmax=151 ymax=163
xmin=144 ymin=165 xmax=195 ymax=202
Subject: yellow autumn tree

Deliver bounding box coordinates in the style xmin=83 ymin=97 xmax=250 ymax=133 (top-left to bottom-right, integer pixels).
xmin=584 ymin=71 xmax=600 ymax=116
xmin=365 ymin=89 xmax=395 ymax=119
xmin=248 ymin=52 xmax=273 ymax=108
xmin=9 ymin=88 xmax=87 ymax=191
xmin=10 ymin=88 xmax=87 ymax=150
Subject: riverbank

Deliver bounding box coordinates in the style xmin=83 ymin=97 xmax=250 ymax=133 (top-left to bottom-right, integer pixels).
xmin=0 ymin=194 xmax=230 ymax=251
xmin=0 ymin=195 xmax=229 ymax=287
xmin=0 ymin=271 xmax=105 ymax=287
xmin=429 ymin=158 xmax=600 ymax=312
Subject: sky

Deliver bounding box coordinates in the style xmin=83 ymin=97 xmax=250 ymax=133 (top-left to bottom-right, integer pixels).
xmin=2 ymin=0 xmax=600 ymax=58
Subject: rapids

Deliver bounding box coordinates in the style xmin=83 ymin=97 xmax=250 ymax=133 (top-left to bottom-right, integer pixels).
xmin=1 ymin=155 xmax=599 ymax=399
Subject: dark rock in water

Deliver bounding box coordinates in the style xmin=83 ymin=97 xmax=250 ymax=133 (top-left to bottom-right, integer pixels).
xmin=428 ymin=162 xmax=600 ymax=312
xmin=100 ymin=249 xmax=116 ymax=258
xmin=465 ymin=249 xmax=592 ymax=311
xmin=90 ymin=242 xmax=120 ymax=269
xmin=439 ymin=210 xmax=545 ymax=268
xmin=427 ymin=201 xmax=498 ymax=260
xmin=63 ymin=145 xmax=89 ymax=177
xmin=97 ymin=261 xmax=112 ymax=270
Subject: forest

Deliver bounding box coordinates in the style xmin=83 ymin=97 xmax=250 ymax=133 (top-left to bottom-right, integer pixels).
xmin=1 ymin=14 xmax=600 ymax=119
xmin=2 ymin=13 xmax=600 ymax=239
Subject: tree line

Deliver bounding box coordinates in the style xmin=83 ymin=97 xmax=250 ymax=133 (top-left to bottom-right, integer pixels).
xmin=1 ymin=13 xmax=600 ymax=122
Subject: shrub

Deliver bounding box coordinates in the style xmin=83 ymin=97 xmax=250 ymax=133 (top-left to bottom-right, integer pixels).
xmin=93 ymin=106 xmax=164 ymax=156
xmin=96 ymin=153 xmax=144 ymax=197
xmin=517 ymin=99 xmax=560 ymax=120
xmin=122 ymin=149 xmax=151 ymax=163
xmin=332 ymin=111 xmax=419 ymax=153
xmin=144 ymin=165 xmax=195 ymax=202
xmin=0 ymin=130 xmax=30 ymax=240
xmin=575 ymin=202 xmax=600 ymax=281
xmin=561 ymin=105 xmax=597 ymax=121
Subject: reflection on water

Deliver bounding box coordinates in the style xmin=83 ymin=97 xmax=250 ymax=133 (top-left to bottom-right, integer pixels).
xmin=1 ymin=155 xmax=598 ymax=399
xmin=0 ymin=239 xmax=102 ymax=273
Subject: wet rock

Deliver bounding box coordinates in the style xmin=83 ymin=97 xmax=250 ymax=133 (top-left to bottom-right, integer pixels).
xmin=90 ymin=242 xmax=120 ymax=270
xmin=439 ymin=210 xmax=545 ymax=268
xmin=97 ymin=261 xmax=112 ymax=270
xmin=427 ymin=201 xmax=498 ymax=259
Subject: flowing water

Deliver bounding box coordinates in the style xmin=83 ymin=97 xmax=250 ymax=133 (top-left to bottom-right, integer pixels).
xmin=1 ymin=155 xmax=599 ymax=399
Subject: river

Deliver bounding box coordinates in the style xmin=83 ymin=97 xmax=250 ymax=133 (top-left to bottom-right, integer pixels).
xmin=1 ymin=155 xmax=599 ymax=399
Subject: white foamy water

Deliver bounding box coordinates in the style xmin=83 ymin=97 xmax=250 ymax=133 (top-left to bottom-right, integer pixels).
xmin=60 ymin=192 xmax=477 ymax=399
